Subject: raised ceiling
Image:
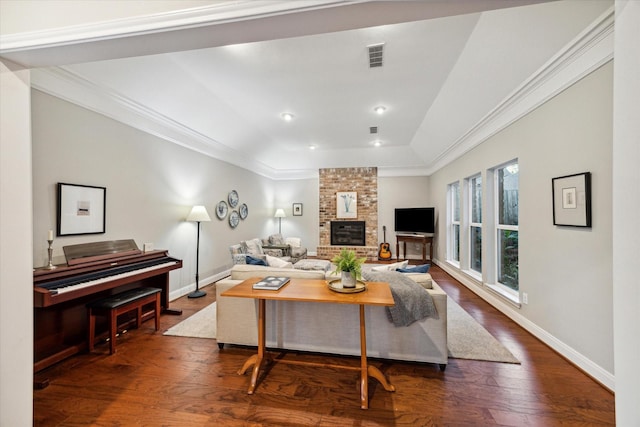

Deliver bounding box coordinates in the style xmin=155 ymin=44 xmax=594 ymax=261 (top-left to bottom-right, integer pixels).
xmin=5 ymin=0 xmax=612 ymax=179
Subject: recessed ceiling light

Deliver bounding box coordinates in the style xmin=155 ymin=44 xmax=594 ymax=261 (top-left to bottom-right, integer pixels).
xmin=281 ymin=112 xmax=294 ymax=121
xmin=373 ymin=140 xmax=382 ymax=147
xmin=308 ymin=144 xmax=316 ymax=150
xmin=374 ymin=106 xmax=386 ymax=115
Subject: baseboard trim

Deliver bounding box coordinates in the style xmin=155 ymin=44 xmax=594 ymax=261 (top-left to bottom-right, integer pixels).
xmin=169 ymin=269 xmax=230 ymax=301
xmin=434 ymin=259 xmax=615 ymax=392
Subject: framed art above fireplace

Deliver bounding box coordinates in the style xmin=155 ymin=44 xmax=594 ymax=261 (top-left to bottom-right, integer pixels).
xmin=337 ymin=192 xmax=357 ymax=218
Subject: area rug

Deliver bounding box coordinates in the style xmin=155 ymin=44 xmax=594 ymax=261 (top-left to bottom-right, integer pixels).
xmin=446 ymin=298 xmax=520 ymax=364
xmin=164 ymin=299 xmax=519 ymax=364
xmin=164 ymin=302 xmax=217 ymax=339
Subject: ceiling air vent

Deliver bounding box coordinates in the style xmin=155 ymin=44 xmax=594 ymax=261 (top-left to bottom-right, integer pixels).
xmin=369 ymin=126 xmax=378 ymax=134
xmin=367 ymin=43 xmax=384 ymax=68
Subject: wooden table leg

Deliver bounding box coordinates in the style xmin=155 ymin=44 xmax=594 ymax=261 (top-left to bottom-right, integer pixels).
xmin=359 ymin=304 xmax=368 ymax=409
xmin=238 ymin=298 xmax=267 ymax=395
xmin=359 ymin=305 xmax=396 ymax=409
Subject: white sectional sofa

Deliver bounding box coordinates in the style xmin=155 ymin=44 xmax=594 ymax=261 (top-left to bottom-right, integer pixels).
xmin=215 ymin=264 xmax=448 ymax=369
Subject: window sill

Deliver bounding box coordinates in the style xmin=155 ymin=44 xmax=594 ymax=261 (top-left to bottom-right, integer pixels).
xmin=485 ymin=283 xmax=521 ymax=308
xmin=446 ymin=260 xmax=460 ymax=270
xmin=463 ymin=268 xmax=482 ymax=283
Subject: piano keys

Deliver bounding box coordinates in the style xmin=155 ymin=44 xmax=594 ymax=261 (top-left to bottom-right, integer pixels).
xmin=33 ymin=240 xmax=183 ymax=372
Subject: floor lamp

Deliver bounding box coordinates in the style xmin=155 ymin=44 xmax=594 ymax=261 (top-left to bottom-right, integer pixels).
xmin=274 ymin=208 xmax=286 ymax=234
xmin=187 ymin=205 xmax=211 ymax=298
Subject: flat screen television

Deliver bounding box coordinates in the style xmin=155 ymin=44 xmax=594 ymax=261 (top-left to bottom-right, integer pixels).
xmin=394 ymin=207 xmax=435 ymax=234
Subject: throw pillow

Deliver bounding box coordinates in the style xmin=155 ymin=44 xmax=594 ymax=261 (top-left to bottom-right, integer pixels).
xmin=268 ymin=233 xmax=286 ymax=245
xmin=285 ymin=237 xmax=302 ymax=248
xmin=232 ymin=254 xmax=247 ymax=265
xmin=246 ymin=255 xmax=267 ymax=266
xmin=371 ymin=260 xmax=409 ymax=272
xmin=266 ymin=254 xmax=294 ymax=269
xmin=243 ymin=238 xmax=264 ymax=255
xmin=397 ymin=264 xmax=430 ymax=274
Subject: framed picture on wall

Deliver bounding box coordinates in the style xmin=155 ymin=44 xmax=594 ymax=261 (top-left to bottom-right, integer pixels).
xmin=552 ymin=172 xmax=592 ymax=227
xmin=57 ymin=183 xmax=106 ymax=236
xmin=336 ymin=191 xmax=357 ymax=218
xmin=293 ymin=203 xmax=303 ymax=216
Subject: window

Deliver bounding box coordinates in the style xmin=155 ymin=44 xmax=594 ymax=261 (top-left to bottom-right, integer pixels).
xmin=469 ymin=175 xmax=482 ymax=274
xmin=496 ymin=162 xmax=519 ymax=291
xmin=448 ymin=181 xmax=460 ymax=263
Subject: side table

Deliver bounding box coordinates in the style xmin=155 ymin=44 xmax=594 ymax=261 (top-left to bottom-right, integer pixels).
xmin=396 ymin=234 xmax=433 ymax=264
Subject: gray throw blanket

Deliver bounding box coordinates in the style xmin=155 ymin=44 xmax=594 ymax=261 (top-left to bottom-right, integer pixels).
xmin=362 ymin=270 xmax=437 ymax=327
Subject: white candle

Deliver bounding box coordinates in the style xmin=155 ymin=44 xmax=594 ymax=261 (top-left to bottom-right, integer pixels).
xmin=48 ymin=230 xmax=53 ymax=241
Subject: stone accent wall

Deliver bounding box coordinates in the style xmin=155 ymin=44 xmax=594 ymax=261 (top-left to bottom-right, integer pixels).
xmin=317 ymin=167 xmax=378 ymax=261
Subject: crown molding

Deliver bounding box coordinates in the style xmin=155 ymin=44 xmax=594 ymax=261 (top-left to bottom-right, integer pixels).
xmin=29 ymin=5 xmax=614 ymax=181
xmin=31 ymin=66 xmax=286 ymax=179
xmin=428 ymin=6 xmax=615 ymax=175
xmin=0 ymin=1 xmax=353 ymax=52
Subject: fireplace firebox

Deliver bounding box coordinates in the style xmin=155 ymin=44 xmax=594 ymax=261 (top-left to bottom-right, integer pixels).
xmin=331 ymin=221 xmax=366 ymax=246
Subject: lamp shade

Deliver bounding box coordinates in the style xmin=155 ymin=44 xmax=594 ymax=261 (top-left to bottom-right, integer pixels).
xmin=186 ymin=205 xmax=211 ymax=222
xmin=274 ymin=208 xmax=286 ymax=218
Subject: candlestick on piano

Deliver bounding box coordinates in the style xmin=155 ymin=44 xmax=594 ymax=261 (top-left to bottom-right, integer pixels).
xmin=44 ymin=239 xmax=57 ymax=270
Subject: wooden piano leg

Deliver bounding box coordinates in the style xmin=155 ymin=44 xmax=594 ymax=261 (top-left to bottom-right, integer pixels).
xmin=88 ymin=307 xmax=96 ymax=352
xmin=109 ymin=309 xmax=117 ymax=355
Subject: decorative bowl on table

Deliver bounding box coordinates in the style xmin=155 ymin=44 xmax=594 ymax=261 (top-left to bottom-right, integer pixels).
xmin=327 ymin=279 xmax=367 ymax=293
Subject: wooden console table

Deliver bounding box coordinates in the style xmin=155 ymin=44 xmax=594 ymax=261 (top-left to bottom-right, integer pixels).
xmin=396 ymin=234 xmax=433 ymax=264
xmin=221 ymin=277 xmax=395 ymax=409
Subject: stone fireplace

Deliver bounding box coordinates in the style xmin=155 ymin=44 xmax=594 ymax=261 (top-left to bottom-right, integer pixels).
xmin=317 ymin=167 xmax=378 ymax=261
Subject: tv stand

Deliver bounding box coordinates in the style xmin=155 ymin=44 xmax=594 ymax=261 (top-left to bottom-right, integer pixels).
xmin=396 ymin=234 xmax=432 ymax=264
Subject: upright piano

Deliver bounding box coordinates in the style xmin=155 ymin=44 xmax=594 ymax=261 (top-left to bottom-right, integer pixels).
xmin=33 ymin=240 xmax=182 ymax=372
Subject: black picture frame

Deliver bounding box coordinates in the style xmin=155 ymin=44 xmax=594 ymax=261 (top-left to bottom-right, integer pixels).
xmin=293 ymin=203 xmax=303 ymax=216
xmin=57 ymin=183 xmax=106 ymax=236
xmin=552 ymin=172 xmax=591 ymax=227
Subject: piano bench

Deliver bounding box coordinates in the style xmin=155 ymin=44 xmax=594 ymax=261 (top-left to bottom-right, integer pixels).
xmin=87 ymin=287 xmax=162 ymax=355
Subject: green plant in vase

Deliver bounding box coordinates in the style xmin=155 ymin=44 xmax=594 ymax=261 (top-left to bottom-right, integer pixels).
xmin=331 ymin=249 xmax=366 ymax=288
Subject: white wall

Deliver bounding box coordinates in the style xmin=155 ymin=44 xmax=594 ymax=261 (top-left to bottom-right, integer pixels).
xmin=429 ymin=63 xmax=614 ymax=384
xmin=0 ymin=60 xmax=33 ymax=426
xmin=274 ymin=178 xmax=319 ymax=253
xmin=31 ymin=90 xmax=279 ymax=297
xmin=378 ymin=176 xmax=431 ymax=259
xmin=612 ymin=1 xmax=640 ymax=424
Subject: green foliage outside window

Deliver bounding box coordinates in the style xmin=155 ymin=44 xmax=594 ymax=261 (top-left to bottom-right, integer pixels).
xmin=499 ymin=230 xmax=519 ymax=290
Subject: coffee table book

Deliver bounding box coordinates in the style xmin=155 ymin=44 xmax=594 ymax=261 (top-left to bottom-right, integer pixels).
xmin=252 ymin=276 xmax=290 ymax=291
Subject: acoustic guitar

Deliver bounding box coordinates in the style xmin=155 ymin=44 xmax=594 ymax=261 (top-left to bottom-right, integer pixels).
xmin=378 ymin=225 xmax=392 ymax=260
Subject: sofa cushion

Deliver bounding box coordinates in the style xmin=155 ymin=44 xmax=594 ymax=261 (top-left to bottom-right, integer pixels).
xmin=406 ymin=273 xmax=433 ymax=289
xmin=230 ymin=264 xmax=326 ymax=280
xmin=293 ymin=259 xmax=331 ymax=271
xmin=371 ymin=260 xmax=409 ymax=272
xmin=266 ymin=254 xmax=294 ymax=269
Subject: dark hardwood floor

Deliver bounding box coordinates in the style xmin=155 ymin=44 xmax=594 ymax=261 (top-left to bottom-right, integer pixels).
xmin=34 ymin=264 xmax=615 ymax=426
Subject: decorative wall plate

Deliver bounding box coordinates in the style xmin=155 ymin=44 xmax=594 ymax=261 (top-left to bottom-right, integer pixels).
xmin=216 ymin=201 xmax=228 ymax=219
xmin=239 ymin=203 xmax=248 ymax=220
xmin=229 ymin=210 xmax=240 ymax=228
xmin=228 ymin=190 xmax=239 ymax=208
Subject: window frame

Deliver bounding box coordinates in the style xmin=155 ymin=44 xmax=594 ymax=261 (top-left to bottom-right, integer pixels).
xmin=447 ymin=180 xmax=461 ymax=266
xmin=490 ymin=160 xmax=519 ymax=302
xmin=467 ymin=174 xmax=482 ymax=277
